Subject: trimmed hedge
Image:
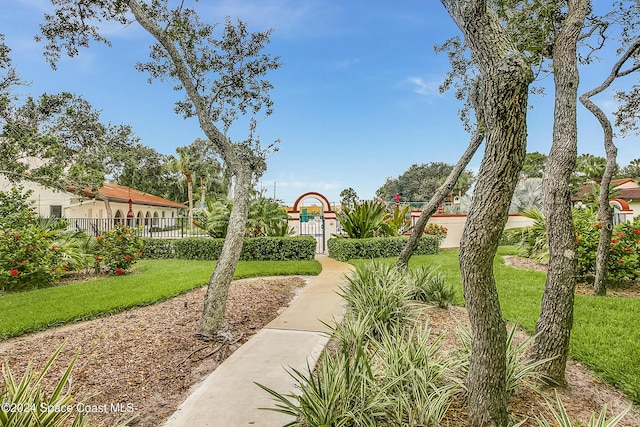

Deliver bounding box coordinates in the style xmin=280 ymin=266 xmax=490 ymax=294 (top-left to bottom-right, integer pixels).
xmin=141 ymin=236 xmax=316 ymax=261
xmin=140 ymin=239 xmax=177 ymax=259
xmin=327 ymin=236 xmax=441 ymax=261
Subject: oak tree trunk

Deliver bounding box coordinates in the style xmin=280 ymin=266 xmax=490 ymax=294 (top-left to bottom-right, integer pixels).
xmin=579 ymin=37 xmax=640 ymax=296
xmin=129 ymin=1 xmax=267 ymax=338
xmin=199 ymin=168 xmax=252 ymax=336
xmin=440 ymin=1 xmax=532 ymax=425
xmin=534 ymin=0 xmax=589 ymax=385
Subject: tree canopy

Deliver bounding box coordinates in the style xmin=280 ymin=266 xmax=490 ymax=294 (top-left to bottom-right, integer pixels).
xmin=376 ymin=162 xmax=474 ymax=202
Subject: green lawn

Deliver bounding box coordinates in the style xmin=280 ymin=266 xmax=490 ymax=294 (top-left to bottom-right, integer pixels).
xmin=349 ymin=247 xmax=640 ymax=404
xmin=0 ymin=258 xmax=321 ymax=340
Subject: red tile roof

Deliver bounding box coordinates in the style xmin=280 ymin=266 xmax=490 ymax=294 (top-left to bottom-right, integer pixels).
xmin=618 ymin=187 xmax=640 ymax=200
xmin=574 ymin=179 xmax=640 ymax=201
xmin=611 ymin=178 xmax=637 ymax=186
xmin=98 ymin=183 xmax=185 ymax=209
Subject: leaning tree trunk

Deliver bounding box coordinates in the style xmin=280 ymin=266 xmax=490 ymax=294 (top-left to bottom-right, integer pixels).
xmin=582 ymin=96 xmax=617 ymax=297
xmin=129 ymin=1 xmax=265 ymax=338
xmin=579 ymin=36 xmax=640 ymax=296
xmin=199 ymin=168 xmax=253 ymax=337
xmin=440 ymin=1 xmax=532 ymax=425
xmin=533 ymin=0 xmax=589 ymax=386
xmin=396 ymin=128 xmax=483 ymax=269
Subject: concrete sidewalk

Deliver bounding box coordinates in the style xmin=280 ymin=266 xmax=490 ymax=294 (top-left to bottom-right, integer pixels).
xmin=163 ymin=255 xmax=353 ymax=427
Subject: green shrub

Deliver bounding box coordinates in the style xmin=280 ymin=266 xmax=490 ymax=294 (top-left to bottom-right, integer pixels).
xmin=94 ymin=224 xmax=143 ymax=274
xmin=424 ymin=223 xmax=448 ymax=240
xmin=336 ymin=200 xmax=388 ymax=238
xmin=173 ymin=238 xmax=224 ymax=260
xmin=516 ymin=208 xmax=640 ymax=283
xmin=156 ymin=236 xmax=316 ymax=261
xmin=339 ymin=261 xmax=414 ymax=338
xmin=240 ymin=236 xmax=315 ymax=261
xmin=373 ymin=324 xmax=455 ymax=426
xmin=140 ymin=238 xmax=176 ymax=259
xmin=453 ymin=325 xmax=549 ymax=396
xmin=257 ymin=345 xmax=389 ymax=426
xmin=0 ymin=227 xmax=65 ymax=292
xmin=327 ymin=235 xmax=441 ymax=261
xmin=406 ymin=266 xmax=455 ymax=308
xmin=0 ymin=187 xmax=37 ymax=230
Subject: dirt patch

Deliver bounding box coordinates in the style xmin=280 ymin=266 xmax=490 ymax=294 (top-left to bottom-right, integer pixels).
xmin=0 ymin=276 xmax=307 ymax=426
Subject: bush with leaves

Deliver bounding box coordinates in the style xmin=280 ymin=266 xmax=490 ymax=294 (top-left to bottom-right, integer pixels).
xmin=380 ymin=204 xmax=413 ymax=236
xmin=0 ymin=226 xmax=66 ymax=292
xmin=94 ymin=224 xmax=143 ymax=274
xmin=535 ymin=391 xmax=630 ymax=427
xmin=453 ymin=325 xmax=550 ymax=397
xmin=337 ymin=200 xmax=388 ymax=238
xmin=339 ymin=261 xmax=414 ymax=338
xmin=0 ymin=188 xmax=73 ymax=292
xmin=406 ymin=266 xmax=456 ymax=308
xmin=424 ymin=223 xmax=448 ymax=241
xmin=194 ymin=195 xmax=291 ymax=238
xmin=513 ymin=208 xmax=640 ymax=283
xmin=328 ymin=235 xmax=441 ymax=261
xmin=0 ymin=187 xmax=37 ymax=229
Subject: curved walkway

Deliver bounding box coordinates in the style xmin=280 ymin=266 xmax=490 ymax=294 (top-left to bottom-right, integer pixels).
xmin=163 ymin=255 xmax=353 ymax=427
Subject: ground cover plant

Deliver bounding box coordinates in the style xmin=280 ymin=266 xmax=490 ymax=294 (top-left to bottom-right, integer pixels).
xmin=349 ymin=248 xmax=640 ymax=405
xmin=0 ymin=258 xmax=321 ymax=340
xmin=259 ymin=259 xmax=633 ymax=426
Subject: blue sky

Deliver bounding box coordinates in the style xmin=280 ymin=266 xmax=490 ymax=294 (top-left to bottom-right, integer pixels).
xmin=2 ymin=0 xmax=639 ymax=205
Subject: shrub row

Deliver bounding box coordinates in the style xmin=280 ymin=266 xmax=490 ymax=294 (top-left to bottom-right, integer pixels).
xmin=141 ymin=236 xmax=316 ymax=261
xmin=327 ymin=236 xmax=441 ymax=261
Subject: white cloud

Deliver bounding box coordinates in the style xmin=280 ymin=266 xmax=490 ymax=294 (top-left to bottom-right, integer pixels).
xmin=405 ymin=76 xmax=441 ymax=96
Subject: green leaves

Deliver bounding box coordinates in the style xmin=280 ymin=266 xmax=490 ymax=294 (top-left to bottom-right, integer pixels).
xmin=337 ymin=200 xmax=388 ymax=239
xmin=0 ymin=343 xmax=88 ymax=427
xmin=327 ymin=235 xmax=441 ymax=262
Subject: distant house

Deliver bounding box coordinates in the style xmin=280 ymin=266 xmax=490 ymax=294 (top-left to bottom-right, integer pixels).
xmin=0 ymin=177 xmax=185 ymax=233
xmin=575 ymin=178 xmax=640 ymax=222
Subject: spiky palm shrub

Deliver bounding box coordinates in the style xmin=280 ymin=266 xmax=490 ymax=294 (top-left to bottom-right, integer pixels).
xmin=454 ymin=325 xmax=550 ymax=396
xmin=511 ymin=208 xmax=549 ymax=261
xmin=535 ymin=391 xmax=630 ymax=427
xmin=256 ymin=345 xmax=390 ymax=427
xmin=339 ymin=261 xmax=414 ymax=338
xmin=509 ymin=178 xmax=543 ymax=214
xmin=373 ymin=323 xmax=457 ymax=426
xmin=246 ymin=196 xmax=289 ymax=237
xmin=0 ymin=344 xmax=88 ymax=427
xmin=193 ymin=198 xmax=232 ymax=237
xmin=336 ymin=200 xmax=387 ymax=238
xmin=262 ymin=220 xmax=295 ymax=237
xmin=406 ymin=266 xmax=456 ymax=308
xmin=380 ymin=204 xmax=413 ymax=236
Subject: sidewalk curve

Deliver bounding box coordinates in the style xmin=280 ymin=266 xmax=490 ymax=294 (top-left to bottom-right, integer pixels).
xmin=163 ymin=255 xmax=353 ymax=427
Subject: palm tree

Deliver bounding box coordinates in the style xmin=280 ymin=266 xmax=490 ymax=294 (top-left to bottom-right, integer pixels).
xmin=509 ymin=178 xmax=543 ymax=213
xmin=169 ymin=147 xmax=194 ymax=231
